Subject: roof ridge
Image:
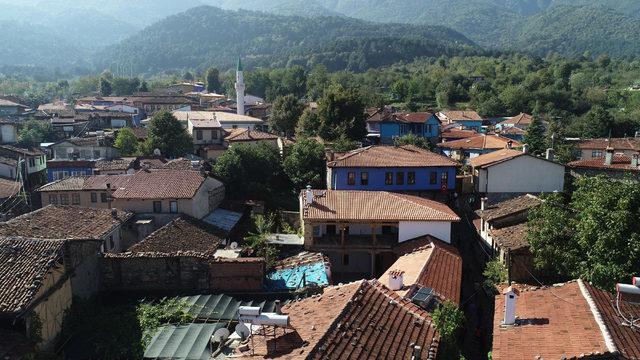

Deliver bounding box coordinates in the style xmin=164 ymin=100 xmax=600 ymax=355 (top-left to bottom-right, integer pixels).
xmin=578 ymin=279 xmax=618 ymax=355
xmin=388 ymin=192 xmax=458 ymax=220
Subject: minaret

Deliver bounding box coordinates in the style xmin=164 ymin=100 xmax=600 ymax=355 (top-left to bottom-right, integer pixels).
xmin=235 ymin=57 xmax=245 ymax=116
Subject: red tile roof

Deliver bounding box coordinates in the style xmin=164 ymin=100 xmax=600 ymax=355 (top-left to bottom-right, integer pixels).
xmin=391 ymin=112 xmax=435 ymax=124
xmin=111 ymin=169 xmax=217 ymax=200
xmin=492 ymin=280 xmax=613 ymax=360
xmin=489 ymin=223 xmax=529 ymax=251
xmin=499 ymin=126 xmax=526 ymax=135
xmin=438 ymin=110 xmax=482 ymax=122
xmin=440 ymin=128 xmax=478 ymax=140
xmin=0 ymin=205 xmax=133 ymax=240
xmin=0 ymin=178 xmax=20 ymax=199
xmin=236 ymin=280 xmax=440 ymax=359
xmin=225 ymin=128 xmax=278 ymax=142
xmin=437 ymin=134 xmax=521 ymax=150
xmin=302 ymin=190 xmax=460 ymax=222
xmin=94 ymin=157 xmax=137 ymax=172
xmin=568 ymin=155 xmax=640 ymax=172
xmin=577 ymin=138 xmax=640 ymax=151
xmin=327 ymin=145 xmax=459 ymax=168
xmin=0 ymin=237 xmax=65 ymax=314
xmin=476 ymin=194 xmax=542 ymax=221
xmin=381 ymin=236 xmax=462 ymax=304
xmin=468 ymin=149 xmax=526 ymax=168
xmin=498 ymin=113 xmax=533 ymax=127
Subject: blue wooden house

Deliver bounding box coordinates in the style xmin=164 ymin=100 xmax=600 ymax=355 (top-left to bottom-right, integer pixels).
xmin=367 ymin=112 xmax=440 ymax=144
xmin=436 ymin=111 xmax=483 ymax=132
xmin=327 ymin=145 xmax=459 ymax=192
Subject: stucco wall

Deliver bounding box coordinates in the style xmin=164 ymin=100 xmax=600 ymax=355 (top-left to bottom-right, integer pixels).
xmin=482 ymin=156 xmax=565 ymax=194
xmin=30 ymin=266 xmax=73 ymax=350
xmin=398 ymin=221 xmax=452 ymax=243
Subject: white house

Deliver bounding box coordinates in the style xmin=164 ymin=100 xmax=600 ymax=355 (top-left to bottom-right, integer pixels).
xmin=469 ymin=148 xmax=565 ymax=202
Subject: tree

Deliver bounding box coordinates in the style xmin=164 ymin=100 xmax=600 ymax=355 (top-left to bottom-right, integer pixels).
xmin=245 ymin=214 xmax=279 ymax=267
xmin=483 ymin=259 xmax=507 ymax=292
xmin=295 ymin=109 xmax=321 ymax=137
xmin=183 ymin=71 xmax=194 ymax=81
xmin=331 ymin=135 xmax=360 ymax=152
xmin=317 ymin=85 xmax=366 ymax=141
xmin=205 ymin=67 xmax=220 ymax=93
xmin=393 ymin=134 xmax=433 ymax=150
xmin=581 ymin=106 xmax=614 ymax=138
xmin=306 ymin=64 xmax=329 ymax=100
xmin=143 ymin=111 xmax=193 ymax=158
xmin=114 ymin=128 xmax=139 ymax=156
xmin=99 ymin=77 xmax=112 ymax=96
xmin=527 ymin=177 xmax=640 ymax=291
xmin=432 ymin=301 xmax=465 ymax=359
xmin=523 ymin=114 xmax=546 ymax=156
xmin=138 ymin=80 xmax=149 ymax=92
xmin=283 ymin=139 xmax=326 ymax=190
xmin=17 ymin=120 xmax=55 ymax=147
xmin=270 ymin=95 xmax=305 ymax=136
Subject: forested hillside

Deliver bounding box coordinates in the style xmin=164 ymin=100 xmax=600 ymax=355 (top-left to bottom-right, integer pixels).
xmin=98 ymin=6 xmax=480 ymax=74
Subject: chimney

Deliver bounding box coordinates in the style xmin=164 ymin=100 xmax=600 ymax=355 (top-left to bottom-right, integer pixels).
xmin=545 ymin=148 xmax=555 ymax=161
xmin=506 ymin=140 xmax=513 ymax=149
xmin=411 ymin=345 xmax=422 ymax=360
xmin=480 ymin=197 xmax=488 ymax=211
xmin=305 ymin=185 xmax=313 ymax=204
xmin=522 ymin=144 xmax=528 ymax=154
xmin=502 ymin=286 xmax=519 ymax=326
xmin=106 ymin=183 xmax=113 ymax=209
xmin=388 ymin=270 xmax=404 ymax=291
xmin=604 ymin=147 xmax=614 ymax=165
xmin=633 ymin=154 xmax=639 ymax=168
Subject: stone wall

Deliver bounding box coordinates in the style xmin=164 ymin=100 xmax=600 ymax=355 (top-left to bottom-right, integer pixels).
xmin=101 ymin=254 xmax=264 ymax=293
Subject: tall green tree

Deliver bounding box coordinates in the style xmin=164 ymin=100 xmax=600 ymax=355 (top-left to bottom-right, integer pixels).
xmin=393 ymin=134 xmax=433 ymax=151
xmin=523 ymin=114 xmax=546 ymax=156
xmin=527 ymin=177 xmax=640 ymax=290
xmin=317 ymin=85 xmax=366 ymax=141
xmin=295 ymin=109 xmax=321 ymax=137
xmin=99 ymin=77 xmax=112 ymax=96
xmin=581 ymin=106 xmax=614 ymax=138
xmin=17 ymin=120 xmax=55 ymax=147
xmin=270 ymin=95 xmax=305 ymax=136
xmin=114 ymin=128 xmax=139 ymax=156
xmin=142 ymin=111 xmax=193 ymax=158
xmin=283 ymin=138 xmax=326 ymax=190
xmin=205 ymin=67 xmax=221 ymax=93
xmin=306 ymin=64 xmax=330 ymax=100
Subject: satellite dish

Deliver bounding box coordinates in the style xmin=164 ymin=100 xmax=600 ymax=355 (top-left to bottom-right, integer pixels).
xmin=235 ymin=323 xmax=251 ymax=340
xmin=230 ymin=242 xmax=238 ymax=249
xmin=153 ymin=148 xmax=161 ymax=156
xmin=211 ymin=328 xmax=230 ymax=343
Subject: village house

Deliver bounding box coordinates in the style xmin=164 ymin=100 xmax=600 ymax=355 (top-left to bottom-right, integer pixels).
xmin=37 ymin=169 xmax=225 ymax=220
xmin=186 ymin=115 xmax=224 ymax=159
xmin=475 ymin=195 xmax=542 ymax=282
xmin=0 ymin=98 xmax=29 ymax=117
xmin=567 ymin=148 xmax=640 ymax=180
xmin=0 ymin=145 xmax=47 ymax=190
xmin=575 ymin=137 xmax=640 ymax=160
xmin=492 ymin=279 xmax=640 ymax=360
xmin=224 ymin=128 xmax=280 ymax=149
xmin=468 ymin=148 xmax=565 ymax=201
xmin=231 ymin=280 xmax=441 ymax=359
xmin=494 ymin=112 xmax=533 ymax=131
xmin=0 ymin=119 xmax=18 ymax=144
xmin=496 ymin=126 xmax=526 ymax=141
xmin=49 ymin=137 xmax=119 ymax=161
xmin=436 ymin=110 xmax=483 ymax=132
xmin=366 ymin=109 xmax=441 ymax=144
xmin=326 ymin=145 xmax=459 ymax=195
xmin=300 ymin=189 xmax=460 ymax=278
xmin=437 ymin=134 xmax=521 ymax=163
xmin=46 ymin=160 xmax=94 ymax=181
xmin=440 ymin=127 xmax=478 ymax=142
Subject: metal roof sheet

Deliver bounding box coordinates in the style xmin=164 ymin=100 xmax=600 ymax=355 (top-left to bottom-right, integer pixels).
xmin=144 ymin=323 xmax=225 ymax=360
xmin=202 ymin=209 xmax=242 ymax=232
xmin=179 ymin=294 xmax=283 ymax=322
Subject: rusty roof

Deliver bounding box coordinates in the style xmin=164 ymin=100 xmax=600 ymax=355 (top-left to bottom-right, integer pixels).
xmin=302 ymin=190 xmax=460 ymax=222
xmin=468 ymin=149 xmax=526 ymax=168
xmin=437 ymin=134 xmax=521 ymax=150
xmin=0 ymin=237 xmax=65 ymax=314
xmin=236 ymin=280 xmax=439 ymax=359
xmin=225 ymin=128 xmax=278 ymax=142
xmin=127 ymin=216 xmax=226 ymax=254
xmin=497 ymin=113 xmax=533 ymax=126
xmin=492 ymin=280 xmax=617 ymax=360
xmin=476 ymin=194 xmax=542 ymax=222
xmin=0 ymin=205 xmax=133 ymax=240
xmin=381 ymin=237 xmax=462 ymax=304
xmin=568 ymin=155 xmax=640 ymax=173
xmin=111 ymin=169 xmax=219 ymax=200
xmin=489 ymin=223 xmax=530 ymax=251
xmin=327 ymin=145 xmax=459 ymax=168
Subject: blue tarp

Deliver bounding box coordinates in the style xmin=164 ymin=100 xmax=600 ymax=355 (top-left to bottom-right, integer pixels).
xmin=265 ymin=262 xmax=329 ymax=291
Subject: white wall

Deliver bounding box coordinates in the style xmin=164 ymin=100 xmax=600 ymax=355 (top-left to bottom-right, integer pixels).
xmin=398 ymin=221 xmax=452 ymax=243
xmin=483 ymin=155 xmax=565 ymax=194
xmin=0 ymin=124 xmax=17 ymax=144
xmin=0 ymin=162 xmax=15 ymax=179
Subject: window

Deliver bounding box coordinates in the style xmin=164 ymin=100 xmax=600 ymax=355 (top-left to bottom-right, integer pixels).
xmin=396 ymin=172 xmax=404 ymax=185
xmin=48 ymin=194 xmax=58 ymax=205
xmin=108 ymin=235 xmax=114 ymax=250
xmin=430 ymin=171 xmax=438 ymax=185
xmin=385 ymin=172 xmax=393 ymax=185
xmin=326 ymin=224 xmax=336 ymax=234
xmin=72 ymin=193 xmax=80 ymax=205
xmin=196 ymin=130 xmax=203 ymax=140
xmin=347 ymin=172 xmax=356 ymax=185
xmin=91 ymin=192 xmax=97 ymax=203
xmin=170 ymin=201 xmax=178 ymax=213
xmin=153 ymin=201 xmax=162 ymax=213
xmin=100 ymin=193 xmax=108 ymax=203
xmin=60 ymin=194 xmax=69 ymax=205
xmin=408 ymin=171 xmax=416 ymax=185
xmin=212 ymin=130 xmax=219 ymax=139
xmin=441 ymin=171 xmax=449 ymax=184
xmin=312 ymin=226 xmax=320 ymax=237
xmin=360 ymin=172 xmax=369 ymax=186
xmin=93 ymin=150 xmax=101 ymax=159
xmin=342 ymin=254 xmax=350 ymax=266
xmin=592 ymin=150 xmax=603 ymax=158
xmin=28 ymin=158 xmax=35 ymax=167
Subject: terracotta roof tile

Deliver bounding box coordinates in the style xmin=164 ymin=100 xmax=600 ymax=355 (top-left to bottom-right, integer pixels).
xmin=568 ymin=155 xmax=640 ymax=172
xmin=468 ymin=149 xmax=526 ymax=168
xmin=438 ymin=110 xmax=482 ymax=121
xmin=440 ymin=129 xmax=478 ymax=140
xmin=0 ymin=178 xmax=20 ymax=199
xmin=492 ymin=281 xmax=611 ymax=360
xmin=476 ymin=194 xmax=541 ymax=221
xmin=328 ymin=145 xmax=459 ymax=168
xmin=0 ymin=205 xmax=133 ymax=240
xmin=389 ymin=112 xmax=434 ymax=124
xmin=497 ymin=113 xmax=533 ymax=127
xmin=302 ymin=190 xmax=460 ymax=222
xmin=437 ymin=134 xmax=521 ymax=150
xmin=489 ymin=223 xmax=529 ymax=251
xmin=94 ymin=157 xmax=137 ymax=172
xmin=127 ymin=215 xmax=226 ymax=254
xmin=225 ymin=128 xmax=278 ymax=141
xmin=577 ymin=138 xmax=640 ymax=151
xmin=111 ymin=169 xmax=218 ymax=200
xmin=0 ymin=237 xmax=65 ymax=314
xmin=499 ymin=126 xmax=526 ymax=135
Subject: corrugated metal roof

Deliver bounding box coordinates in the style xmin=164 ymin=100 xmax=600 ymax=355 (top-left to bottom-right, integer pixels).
xmin=202 ymin=209 xmax=242 ymax=232
xmin=180 ymin=294 xmax=283 ymax=321
xmin=144 ymin=323 xmax=225 ymax=360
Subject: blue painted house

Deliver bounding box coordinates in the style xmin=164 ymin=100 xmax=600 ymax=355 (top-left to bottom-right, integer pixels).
xmin=367 ymin=112 xmax=440 ymax=144
xmin=437 ymin=111 xmax=483 ymax=132
xmin=47 ymin=160 xmax=94 ymax=181
xmin=327 ymin=145 xmax=459 ymax=192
